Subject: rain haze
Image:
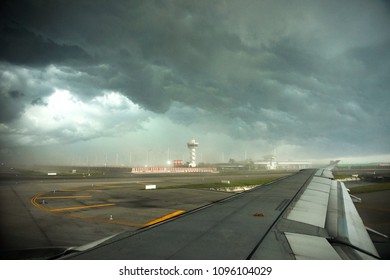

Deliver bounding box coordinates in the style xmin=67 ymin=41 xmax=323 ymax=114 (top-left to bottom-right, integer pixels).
xmin=1 ymin=0 xmax=389 ymax=167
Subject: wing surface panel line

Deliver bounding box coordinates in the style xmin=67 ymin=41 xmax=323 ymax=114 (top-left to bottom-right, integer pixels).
xmin=246 ymin=170 xmax=316 ymax=259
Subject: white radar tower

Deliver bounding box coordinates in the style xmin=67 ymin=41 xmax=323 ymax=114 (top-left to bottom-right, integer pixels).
xmin=187 ymin=139 xmax=199 ymax=167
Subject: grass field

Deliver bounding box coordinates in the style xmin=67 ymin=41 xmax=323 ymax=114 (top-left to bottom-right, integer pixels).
xmin=348 ymin=182 xmax=390 ymax=194
xmin=163 ymin=177 xmax=282 ymax=190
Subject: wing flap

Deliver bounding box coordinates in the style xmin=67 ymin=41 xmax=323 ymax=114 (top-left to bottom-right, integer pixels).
xmin=286 ymin=176 xmax=331 ymax=228
xmin=285 ymin=232 xmax=341 ymax=260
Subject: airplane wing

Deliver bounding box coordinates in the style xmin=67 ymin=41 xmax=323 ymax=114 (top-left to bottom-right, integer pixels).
xmin=62 ymin=164 xmax=383 ymax=260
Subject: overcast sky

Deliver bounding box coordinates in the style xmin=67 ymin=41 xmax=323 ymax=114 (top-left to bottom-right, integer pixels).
xmin=1 ymin=0 xmax=389 ymax=167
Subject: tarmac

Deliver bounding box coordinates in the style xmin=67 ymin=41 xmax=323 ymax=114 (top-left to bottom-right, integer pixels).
xmin=353 ymin=190 xmax=390 ymax=259
xmin=0 ymin=171 xmax=286 ymax=257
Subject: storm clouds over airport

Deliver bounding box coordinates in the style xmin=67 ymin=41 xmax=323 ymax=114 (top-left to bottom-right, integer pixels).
xmin=0 ymin=0 xmax=389 ymax=166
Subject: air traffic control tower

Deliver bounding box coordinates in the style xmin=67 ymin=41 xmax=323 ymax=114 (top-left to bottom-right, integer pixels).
xmin=187 ymin=139 xmax=199 ymax=167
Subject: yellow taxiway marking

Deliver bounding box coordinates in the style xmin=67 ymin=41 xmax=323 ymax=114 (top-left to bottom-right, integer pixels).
xmin=31 ymin=195 xmax=142 ymax=226
xmin=143 ymin=210 xmax=185 ymax=227
xmin=50 ymin=203 xmax=115 ymax=212
xmin=36 ymin=195 xmax=92 ymax=199
xmin=32 ymin=191 xmax=187 ymax=228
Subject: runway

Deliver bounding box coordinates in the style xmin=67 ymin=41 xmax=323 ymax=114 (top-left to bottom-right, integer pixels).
xmin=353 ymin=190 xmax=390 ymax=259
xmin=0 ymin=171 xmax=287 ymax=258
xmin=1 ymin=170 xmax=388 ymax=259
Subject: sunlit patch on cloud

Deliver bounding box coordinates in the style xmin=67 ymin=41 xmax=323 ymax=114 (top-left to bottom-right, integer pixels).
xmin=7 ymin=89 xmax=150 ymax=146
xmin=93 ymin=91 xmax=142 ymax=112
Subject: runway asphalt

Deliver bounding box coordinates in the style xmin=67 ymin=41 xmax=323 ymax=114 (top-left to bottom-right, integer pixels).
xmin=353 ymin=190 xmax=390 ymax=259
xmin=0 ymin=171 xmax=287 ymax=258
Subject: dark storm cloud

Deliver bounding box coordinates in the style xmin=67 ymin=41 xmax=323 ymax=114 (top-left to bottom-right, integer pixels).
xmin=0 ymin=90 xmax=25 ymax=122
xmin=31 ymin=97 xmax=47 ymax=106
xmin=0 ymin=20 xmax=91 ymax=67
xmin=1 ymin=0 xmax=245 ymax=112
xmin=346 ymin=39 xmax=390 ymax=92
xmin=0 ymin=0 xmax=389 ymax=161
